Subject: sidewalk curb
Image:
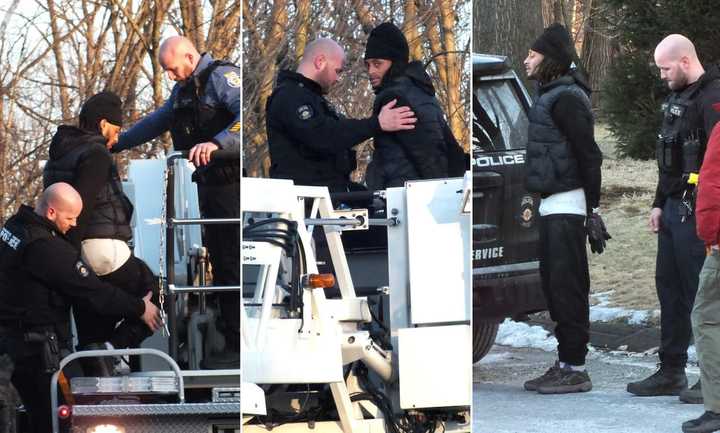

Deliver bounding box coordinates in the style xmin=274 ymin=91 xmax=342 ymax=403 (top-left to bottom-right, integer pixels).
xmin=529 ymin=318 xmax=663 ymax=353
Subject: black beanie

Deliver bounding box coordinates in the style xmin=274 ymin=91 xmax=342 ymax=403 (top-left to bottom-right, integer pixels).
xmin=364 ymin=22 xmax=409 ymax=64
xmin=531 ymin=23 xmax=573 ymax=69
xmin=79 ymin=91 xmax=123 ymax=131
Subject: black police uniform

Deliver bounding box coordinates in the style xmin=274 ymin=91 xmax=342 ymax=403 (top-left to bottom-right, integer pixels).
xmin=653 ymin=66 xmax=720 ymax=368
xmin=0 ymin=205 xmax=146 ymax=433
xmin=115 ymin=53 xmax=241 ymax=359
xmin=44 ymin=125 xmax=154 ymax=352
xmin=267 ymin=70 xmax=382 ymax=193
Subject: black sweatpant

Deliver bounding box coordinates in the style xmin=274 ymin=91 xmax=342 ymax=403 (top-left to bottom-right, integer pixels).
xmin=539 ymin=214 xmax=590 ymax=366
xmin=656 ymin=197 xmax=706 ymax=367
xmin=198 ymin=181 xmax=240 ymax=351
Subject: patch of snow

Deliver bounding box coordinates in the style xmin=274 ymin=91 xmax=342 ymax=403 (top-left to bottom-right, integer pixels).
xmin=495 ymin=319 xmax=557 ymax=352
xmin=477 ymin=351 xmax=513 ymax=365
xmin=589 ymin=291 xmax=652 ymax=325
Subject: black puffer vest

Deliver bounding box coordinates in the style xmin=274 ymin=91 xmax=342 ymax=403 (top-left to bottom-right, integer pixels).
xmin=43 ymin=126 xmax=133 ymax=241
xmin=525 ymin=75 xmax=590 ymax=194
xmin=0 ymin=205 xmax=71 ymax=331
xmin=171 ymin=56 xmax=240 ymax=185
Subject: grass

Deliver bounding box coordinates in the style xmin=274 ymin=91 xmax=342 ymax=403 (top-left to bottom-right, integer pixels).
xmin=589 ymin=124 xmax=661 ymax=315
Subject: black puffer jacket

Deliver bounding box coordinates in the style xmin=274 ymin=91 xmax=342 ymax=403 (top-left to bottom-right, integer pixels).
xmin=43 ymin=126 xmax=133 ymax=247
xmin=370 ymin=61 xmax=451 ymax=189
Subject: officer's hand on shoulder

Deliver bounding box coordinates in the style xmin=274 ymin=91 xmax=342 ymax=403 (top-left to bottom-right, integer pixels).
xmin=379 ymin=99 xmax=417 ymax=132
xmin=189 ymin=142 xmax=219 ymax=167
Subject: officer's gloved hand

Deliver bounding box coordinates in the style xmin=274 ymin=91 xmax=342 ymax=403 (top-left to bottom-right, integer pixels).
xmin=587 ymin=210 xmax=611 ymax=254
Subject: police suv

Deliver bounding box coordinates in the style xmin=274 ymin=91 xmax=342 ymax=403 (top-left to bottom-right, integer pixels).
xmin=472 ymin=54 xmax=547 ymax=362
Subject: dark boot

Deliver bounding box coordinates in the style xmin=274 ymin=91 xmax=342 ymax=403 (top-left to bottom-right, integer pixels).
xmin=680 ymin=379 xmax=703 ymax=404
xmin=523 ymin=361 xmax=561 ymax=391
xmin=682 ymin=411 xmax=720 ymax=433
xmin=536 ymin=365 xmax=592 ymax=394
xmin=627 ymin=364 xmax=687 ymax=396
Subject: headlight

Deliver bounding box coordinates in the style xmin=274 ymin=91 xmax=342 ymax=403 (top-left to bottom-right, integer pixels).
xmin=86 ymin=425 xmax=125 ymax=433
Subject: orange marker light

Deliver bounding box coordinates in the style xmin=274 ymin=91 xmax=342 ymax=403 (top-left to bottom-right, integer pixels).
xmin=306 ymin=273 xmax=336 ymax=288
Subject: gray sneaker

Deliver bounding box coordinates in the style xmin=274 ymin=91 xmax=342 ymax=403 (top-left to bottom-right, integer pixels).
xmin=536 ymin=366 xmax=592 ymax=394
xmin=523 ymin=361 xmax=561 ymax=391
xmin=682 ymin=411 xmax=720 ymax=433
xmin=680 ymin=380 xmax=703 ymax=404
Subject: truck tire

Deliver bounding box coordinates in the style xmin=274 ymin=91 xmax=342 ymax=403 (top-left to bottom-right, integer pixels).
xmin=473 ymin=321 xmax=499 ymax=363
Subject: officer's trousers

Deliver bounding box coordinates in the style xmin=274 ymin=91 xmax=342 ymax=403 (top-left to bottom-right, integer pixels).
xmin=0 ymin=330 xmax=76 ymax=433
xmin=539 ymin=214 xmax=590 ymax=366
xmin=198 ymin=181 xmax=240 ymax=351
xmin=657 ymin=198 xmax=706 ymax=367
xmin=692 ymin=248 xmax=720 ymax=413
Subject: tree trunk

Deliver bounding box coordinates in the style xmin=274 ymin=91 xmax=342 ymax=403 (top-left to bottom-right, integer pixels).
xmin=475 ymin=0 xmax=544 ymax=91
xmin=580 ymin=0 xmax=616 ymax=108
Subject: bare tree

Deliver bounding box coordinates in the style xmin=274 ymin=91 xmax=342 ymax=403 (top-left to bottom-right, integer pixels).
xmin=0 ymin=1 xmax=240 ymax=225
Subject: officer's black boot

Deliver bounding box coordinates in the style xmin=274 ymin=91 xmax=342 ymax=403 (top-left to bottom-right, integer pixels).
xmin=682 ymin=411 xmax=720 ymax=433
xmin=627 ymin=363 xmax=688 ymax=396
xmin=77 ymin=343 xmax=114 ymax=377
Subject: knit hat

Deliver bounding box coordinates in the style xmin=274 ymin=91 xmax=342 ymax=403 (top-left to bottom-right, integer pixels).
xmin=364 ymin=22 xmax=409 ymax=64
xmin=79 ymin=91 xmax=123 ymax=131
xmin=531 ymin=23 xmax=573 ymax=69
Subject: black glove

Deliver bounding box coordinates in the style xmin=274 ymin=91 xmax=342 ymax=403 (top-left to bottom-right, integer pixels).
xmin=587 ymin=212 xmax=611 ymax=254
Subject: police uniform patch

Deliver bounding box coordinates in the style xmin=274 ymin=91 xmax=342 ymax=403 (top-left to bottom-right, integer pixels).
xmin=297 ymin=104 xmax=313 ymax=120
xmin=224 ymin=71 xmax=241 ymax=88
xmin=75 ymin=260 xmax=89 ymax=278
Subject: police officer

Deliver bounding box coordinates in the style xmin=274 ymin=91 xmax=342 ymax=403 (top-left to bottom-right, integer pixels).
xmin=266 ymin=37 xmax=417 ymax=193
xmin=627 ymin=34 xmax=720 ymax=400
xmin=364 ymin=22 xmax=466 ymax=189
xmin=0 ymin=182 xmax=161 ymax=433
xmin=43 ymin=92 xmax=157 ymax=367
xmin=113 ymin=36 xmax=240 ymax=368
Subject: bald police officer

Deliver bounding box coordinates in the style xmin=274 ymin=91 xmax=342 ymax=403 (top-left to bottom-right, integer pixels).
xmin=113 ymin=36 xmax=240 ymax=367
xmin=0 ymin=183 xmax=161 ymax=433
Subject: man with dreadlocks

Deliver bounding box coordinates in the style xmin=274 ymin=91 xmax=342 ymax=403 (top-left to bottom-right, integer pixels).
xmin=520 ymin=23 xmax=608 ymax=395
xmin=364 ymin=22 xmax=466 ymax=189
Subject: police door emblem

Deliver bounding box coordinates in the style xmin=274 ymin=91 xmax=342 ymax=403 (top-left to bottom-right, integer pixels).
xmin=75 ymin=260 xmax=89 ymax=277
xmin=519 ymin=195 xmax=535 ymax=228
xmin=224 ymin=71 xmax=241 ymax=88
xmin=297 ymin=105 xmax=313 ymax=120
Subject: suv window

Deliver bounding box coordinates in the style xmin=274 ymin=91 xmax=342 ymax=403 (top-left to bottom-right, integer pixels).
xmin=473 ymin=79 xmax=529 ymax=152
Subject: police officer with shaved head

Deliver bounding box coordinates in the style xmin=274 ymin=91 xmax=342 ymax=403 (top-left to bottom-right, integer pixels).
xmin=628 ymin=35 xmax=720 ymax=408
xmin=0 ymin=183 xmax=161 ymax=433
xmin=112 ymin=36 xmax=241 ymax=368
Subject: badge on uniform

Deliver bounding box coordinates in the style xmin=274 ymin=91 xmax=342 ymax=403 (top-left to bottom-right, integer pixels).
xmin=75 ymin=260 xmax=89 ymax=278
xmin=297 ymin=104 xmax=314 ymax=120
xmin=224 ymin=71 xmax=241 ymax=88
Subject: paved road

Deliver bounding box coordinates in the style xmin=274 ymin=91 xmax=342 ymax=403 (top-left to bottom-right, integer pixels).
xmin=474 ymin=345 xmax=703 ymax=433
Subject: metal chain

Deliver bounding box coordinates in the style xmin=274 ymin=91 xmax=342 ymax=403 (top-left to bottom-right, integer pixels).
xmin=158 ymin=157 xmax=170 ymax=337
